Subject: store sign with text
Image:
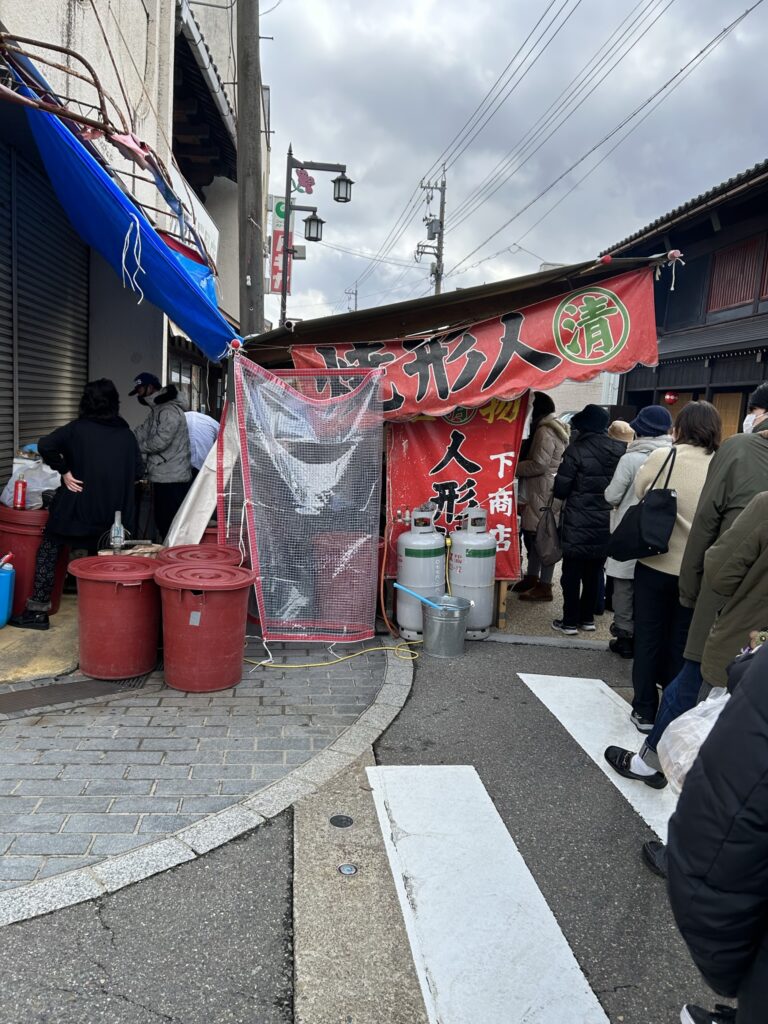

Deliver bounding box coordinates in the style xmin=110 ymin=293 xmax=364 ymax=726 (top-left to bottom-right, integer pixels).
xmin=386 ymin=396 xmax=529 ymax=579
xmin=292 ymin=267 xmax=657 ymax=419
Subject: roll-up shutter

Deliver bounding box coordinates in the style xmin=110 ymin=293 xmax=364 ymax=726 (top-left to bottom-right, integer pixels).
xmin=16 ymin=153 xmax=89 ymax=446
xmin=0 ymin=142 xmax=13 ymax=483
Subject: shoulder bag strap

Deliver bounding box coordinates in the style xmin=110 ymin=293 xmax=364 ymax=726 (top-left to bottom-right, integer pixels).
xmin=648 ymin=446 xmax=676 ymax=491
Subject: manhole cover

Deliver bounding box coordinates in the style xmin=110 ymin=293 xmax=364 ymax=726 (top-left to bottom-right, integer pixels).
xmin=338 ymin=864 xmax=358 ymax=876
xmin=330 ymin=814 xmax=354 ymax=829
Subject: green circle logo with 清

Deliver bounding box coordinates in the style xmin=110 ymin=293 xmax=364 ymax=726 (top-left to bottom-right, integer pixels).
xmin=553 ymin=286 xmax=630 ymax=366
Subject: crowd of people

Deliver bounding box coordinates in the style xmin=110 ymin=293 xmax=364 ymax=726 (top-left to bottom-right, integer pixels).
xmin=9 ymin=371 xmax=220 ymax=631
xmin=516 ymin=384 xmax=768 ymax=1024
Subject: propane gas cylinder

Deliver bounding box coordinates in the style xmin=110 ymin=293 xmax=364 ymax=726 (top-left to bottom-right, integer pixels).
xmin=396 ymin=505 xmax=446 ymax=640
xmin=449 ymin=507 xmax=496 ymax=639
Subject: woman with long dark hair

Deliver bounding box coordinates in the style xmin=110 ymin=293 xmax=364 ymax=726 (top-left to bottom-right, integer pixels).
xmin=10 ymin=379 xmax=144 ymax=631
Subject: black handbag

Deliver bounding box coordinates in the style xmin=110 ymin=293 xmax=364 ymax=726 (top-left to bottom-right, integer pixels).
xmin=535 ymin=499 xmax=562 ymax=567
xmin=607 ymin=447 xmax=678 ymax=561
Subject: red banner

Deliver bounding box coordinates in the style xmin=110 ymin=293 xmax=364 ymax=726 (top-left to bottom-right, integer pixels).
xmin=386 ymin=395 xmax=528 ymax=579
xmin=292 ymin=268 xmax=657 ymax=419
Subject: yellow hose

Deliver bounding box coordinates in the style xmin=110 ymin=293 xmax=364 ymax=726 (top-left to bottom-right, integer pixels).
xmin=244 ymin=639 xmax=422 ymax=670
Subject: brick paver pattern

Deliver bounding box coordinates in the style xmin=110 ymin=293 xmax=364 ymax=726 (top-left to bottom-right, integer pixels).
xmin=0 ymin=641 xmax=386 ymax=889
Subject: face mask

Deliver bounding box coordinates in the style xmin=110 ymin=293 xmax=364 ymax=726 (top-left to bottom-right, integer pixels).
xmin=743 ymin=413 xmax=757 ymax=434
xmin=137 ymin=395 xmax=149 ymax=406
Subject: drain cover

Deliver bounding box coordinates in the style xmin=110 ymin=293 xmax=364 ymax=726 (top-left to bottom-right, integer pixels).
xmin=338 ymin=864 xmax=358 ymax=876
xmin=330 ymin=814 xmax=354 ymax=829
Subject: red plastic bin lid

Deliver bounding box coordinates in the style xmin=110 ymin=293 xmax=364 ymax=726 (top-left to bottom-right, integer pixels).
xmin=154 ymin=563 xmax=257 ymax=592
xmin=69 ymin=555 xmax=158 ymax=582
xmin=156 ymin=545 xmax=242 ymax=566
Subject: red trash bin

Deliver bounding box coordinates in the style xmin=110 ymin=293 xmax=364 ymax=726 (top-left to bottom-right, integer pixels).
xmin=154 ymin=563 xmax=256 ymax=692
xmin=156 ymin=544 xmax=242 ymax=567
xmin=69 ymin=556 xmax=160 ymax=679
xmin=0 ymin=506 xmax=68 ymax=617
xmin=200 ymin=526 xmax=221 ymax=546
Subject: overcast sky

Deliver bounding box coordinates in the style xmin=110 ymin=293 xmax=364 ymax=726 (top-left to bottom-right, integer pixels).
xmin=258 ymin=0 xmax=767 ymax=326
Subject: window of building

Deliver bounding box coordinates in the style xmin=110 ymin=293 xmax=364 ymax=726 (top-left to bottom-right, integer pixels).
xmin=708 ymin=237 xmax=761 ymax=312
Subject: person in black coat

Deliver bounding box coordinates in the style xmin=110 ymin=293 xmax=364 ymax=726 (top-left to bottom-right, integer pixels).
xmin=551 ymin=403 xmax=624 ymax=634
xmin=667 ymin=640 xmax=768 ymax=1024
xmin=10 ymin=379 xmax=144 ymax=631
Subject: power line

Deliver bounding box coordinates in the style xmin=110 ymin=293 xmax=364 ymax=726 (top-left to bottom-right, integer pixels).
xmin=315 ymin=239 xmax=422 ymax=268
xmin=349 ymin=0 xmax=576 ymax=292
xmin=446 ymin=0 xmax=765 ymax=278
xmin=448 ymin=0 xmax=675 ymax=228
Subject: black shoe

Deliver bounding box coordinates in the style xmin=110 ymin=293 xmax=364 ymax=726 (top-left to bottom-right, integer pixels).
xmin=552 ymin=619 xmax=578 ymax=636
xmin=681 ymin=1004 xmax=737 ymax=1024
xmin=630 ymin=710 xmax=654 ymax=733
xmin=609 ymin=637 xmax=634 ymax=659
xmin=9 ymin=610 xmax=50 ymax=631
xmin=512 ymin=576 xmax=538 ymax=593
xmin=641 ymin=839 xmax=667 ymax=878
xmin=604 ymin=746 xmax=668 ymax=788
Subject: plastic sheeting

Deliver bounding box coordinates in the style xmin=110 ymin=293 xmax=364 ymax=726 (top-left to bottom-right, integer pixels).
xmin=18 ymin=85 xmax=237 ymax=362
xmin=226 ymin=358 xmax=384 ymax=643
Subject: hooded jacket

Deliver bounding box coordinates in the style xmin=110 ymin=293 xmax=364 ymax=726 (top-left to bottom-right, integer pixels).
xmin=133 ymin=385 xmax=192 ymax=485
xmin=553 ymin=431 xmax=625 ymax=559
xmin=667 ymin=642 xmax=768 ymax=1021
xmin=516 ymin=414 xmax=570 ymax=532
xmin=38 ymin=416 xmax=144 ymax=537
xmin=603 ymin=434 xmax=673 ymax=579
xmin=700 ymin=492 xmax=768 ymax=687
xmin=678 ymin=429 xmax=768 ymax=664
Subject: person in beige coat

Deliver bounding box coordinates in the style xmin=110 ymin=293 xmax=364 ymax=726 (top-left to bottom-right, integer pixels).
xmin=514 ymin=392 xmax=570 ymax=602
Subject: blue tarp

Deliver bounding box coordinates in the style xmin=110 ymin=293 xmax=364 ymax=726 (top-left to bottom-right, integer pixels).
xmin=22 ymin=105 xmax=238 ymax=362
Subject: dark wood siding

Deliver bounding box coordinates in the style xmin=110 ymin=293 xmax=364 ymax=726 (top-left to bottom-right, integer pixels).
xmin=708 ymin=237 xmax=761 ymax=312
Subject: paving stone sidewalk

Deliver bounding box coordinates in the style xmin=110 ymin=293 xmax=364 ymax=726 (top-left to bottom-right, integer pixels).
xmin=0 ymin=639 xmax=388 ymax=892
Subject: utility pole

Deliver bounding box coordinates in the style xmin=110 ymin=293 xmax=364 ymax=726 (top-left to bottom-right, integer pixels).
xmin=416 ymin=166 xmax=446 ymax=295
xmin=345 ymin=283 xmax=358 ymax=311
xmin=237 ymin=0 xmax=265 ymax=338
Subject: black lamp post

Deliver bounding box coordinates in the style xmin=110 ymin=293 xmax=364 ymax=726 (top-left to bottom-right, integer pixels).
xmin=280 ymin=145 xmax=352 ymax=326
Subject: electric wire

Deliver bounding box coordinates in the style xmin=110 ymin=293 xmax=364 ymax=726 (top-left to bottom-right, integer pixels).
xmin=446 ymin=1 xmax=765 ymax=279
xmin=316 ymin=239 xmax=423 ymax=268
xmin=448 ymin=0 xmax=677 ymax=230
xmin=348 ymin=0 xmax=577 ymax=294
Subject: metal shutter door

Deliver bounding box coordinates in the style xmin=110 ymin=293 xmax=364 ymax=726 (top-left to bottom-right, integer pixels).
xmin=0 ymin=142 xmax=13 ymax=483
xmin=16 ymin=154 xmax=89 ymax=447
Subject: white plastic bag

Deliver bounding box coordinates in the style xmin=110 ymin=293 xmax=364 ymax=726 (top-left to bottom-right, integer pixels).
xmin=657 ymin=688 xmax=729 ymax=794
xmin=0 ymin=457 xmax=61 ymax=511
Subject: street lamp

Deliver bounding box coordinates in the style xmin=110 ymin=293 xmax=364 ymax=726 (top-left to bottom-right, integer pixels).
xmin=280 ymin=144 xmax=352 ymax=326
xmin=332 ymin=172 xmax=354 ymax=203
xmin=303 ymin=212 xmax=325 ymax=242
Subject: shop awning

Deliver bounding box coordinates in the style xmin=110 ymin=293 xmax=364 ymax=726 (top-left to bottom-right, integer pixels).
xmin=5 ymin=47 xmax=239 ymax=364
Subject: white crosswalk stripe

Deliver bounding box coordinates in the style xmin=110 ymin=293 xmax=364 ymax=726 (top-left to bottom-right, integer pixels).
xmin=367 ymin=764 xmax=610 ymax=1024
xmin=518 ymin=673 xmax=678 ymax=841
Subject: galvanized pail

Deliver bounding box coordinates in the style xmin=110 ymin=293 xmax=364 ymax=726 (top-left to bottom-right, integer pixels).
xmin=422 ymin=596 xmax=472 ymax=658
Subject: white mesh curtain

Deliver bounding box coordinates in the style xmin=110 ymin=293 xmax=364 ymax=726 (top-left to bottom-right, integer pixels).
xmin=222 ymin=358 xmax=384 ymax=643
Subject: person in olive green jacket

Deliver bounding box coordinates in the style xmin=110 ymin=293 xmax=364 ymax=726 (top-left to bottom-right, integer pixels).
xmin=679 ymin=406 xmax=768 ymax=666
xmin=700 ymin=491 xmax=768 ymax=687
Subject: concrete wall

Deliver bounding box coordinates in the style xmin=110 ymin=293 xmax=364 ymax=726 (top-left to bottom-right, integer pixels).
xmin=202 ymin=176 xmax=239 ymax=319
xmin=88 ymin=251 xmax=166 ymax=429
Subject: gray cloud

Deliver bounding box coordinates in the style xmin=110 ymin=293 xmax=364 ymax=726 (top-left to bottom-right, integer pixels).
xmin=258 ymin=0 xmax=768 ymax=325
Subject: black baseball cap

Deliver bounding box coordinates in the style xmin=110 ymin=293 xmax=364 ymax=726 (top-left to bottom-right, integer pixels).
xmin=128 ymin=372 xmax=162 ymax=396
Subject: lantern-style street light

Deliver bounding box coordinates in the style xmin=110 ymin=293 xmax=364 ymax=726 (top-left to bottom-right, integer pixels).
xmin=280 ymin=145 xmax=353 ymax=326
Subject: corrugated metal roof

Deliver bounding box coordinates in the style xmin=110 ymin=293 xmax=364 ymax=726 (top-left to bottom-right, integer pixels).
xmin=247 ymin=256 xmax=654 ymax=352
xmin=603 ymin=159 xmax=768 ymax=255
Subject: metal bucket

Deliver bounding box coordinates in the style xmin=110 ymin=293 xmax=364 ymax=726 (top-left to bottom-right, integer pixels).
xmin=422 ymin=596 xmax=472 ymax=658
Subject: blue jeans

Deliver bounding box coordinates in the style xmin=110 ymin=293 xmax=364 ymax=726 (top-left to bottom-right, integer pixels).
xmin=640 ymin=658 xmax=703 ymax=771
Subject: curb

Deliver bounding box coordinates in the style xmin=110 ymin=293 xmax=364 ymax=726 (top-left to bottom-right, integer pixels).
xmin=0 ymin=650 xmax=414 ymax=928
xmin=490 ymin=632 xmax=608 ymax=651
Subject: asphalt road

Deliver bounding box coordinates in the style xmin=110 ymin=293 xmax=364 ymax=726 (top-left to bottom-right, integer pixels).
xmin=0 ymin=814 xmax=293 ymax=1024
xmin=0 ymin=640 xmax=718 ymax=1023
xmin=375 ymin=641 xmax=714 ymax=1024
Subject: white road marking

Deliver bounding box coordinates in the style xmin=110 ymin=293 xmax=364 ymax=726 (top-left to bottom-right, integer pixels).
xmin=367 ymin=764 xmax=609 ymax=1024
xmin=518 ymin=673 xmax=678 ymax=842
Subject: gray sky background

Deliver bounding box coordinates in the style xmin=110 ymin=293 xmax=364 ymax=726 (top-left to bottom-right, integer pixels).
xmin=259 ymin=0 xmax=768 ymax=326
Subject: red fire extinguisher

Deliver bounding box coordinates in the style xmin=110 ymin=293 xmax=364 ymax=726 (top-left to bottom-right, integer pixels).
xmin=13 ymin=474 xmax=27 ymax=510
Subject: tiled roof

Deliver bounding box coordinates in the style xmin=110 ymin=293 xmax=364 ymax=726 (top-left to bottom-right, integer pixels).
xmin=603 ymin=159 xmax=768 ymax=255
